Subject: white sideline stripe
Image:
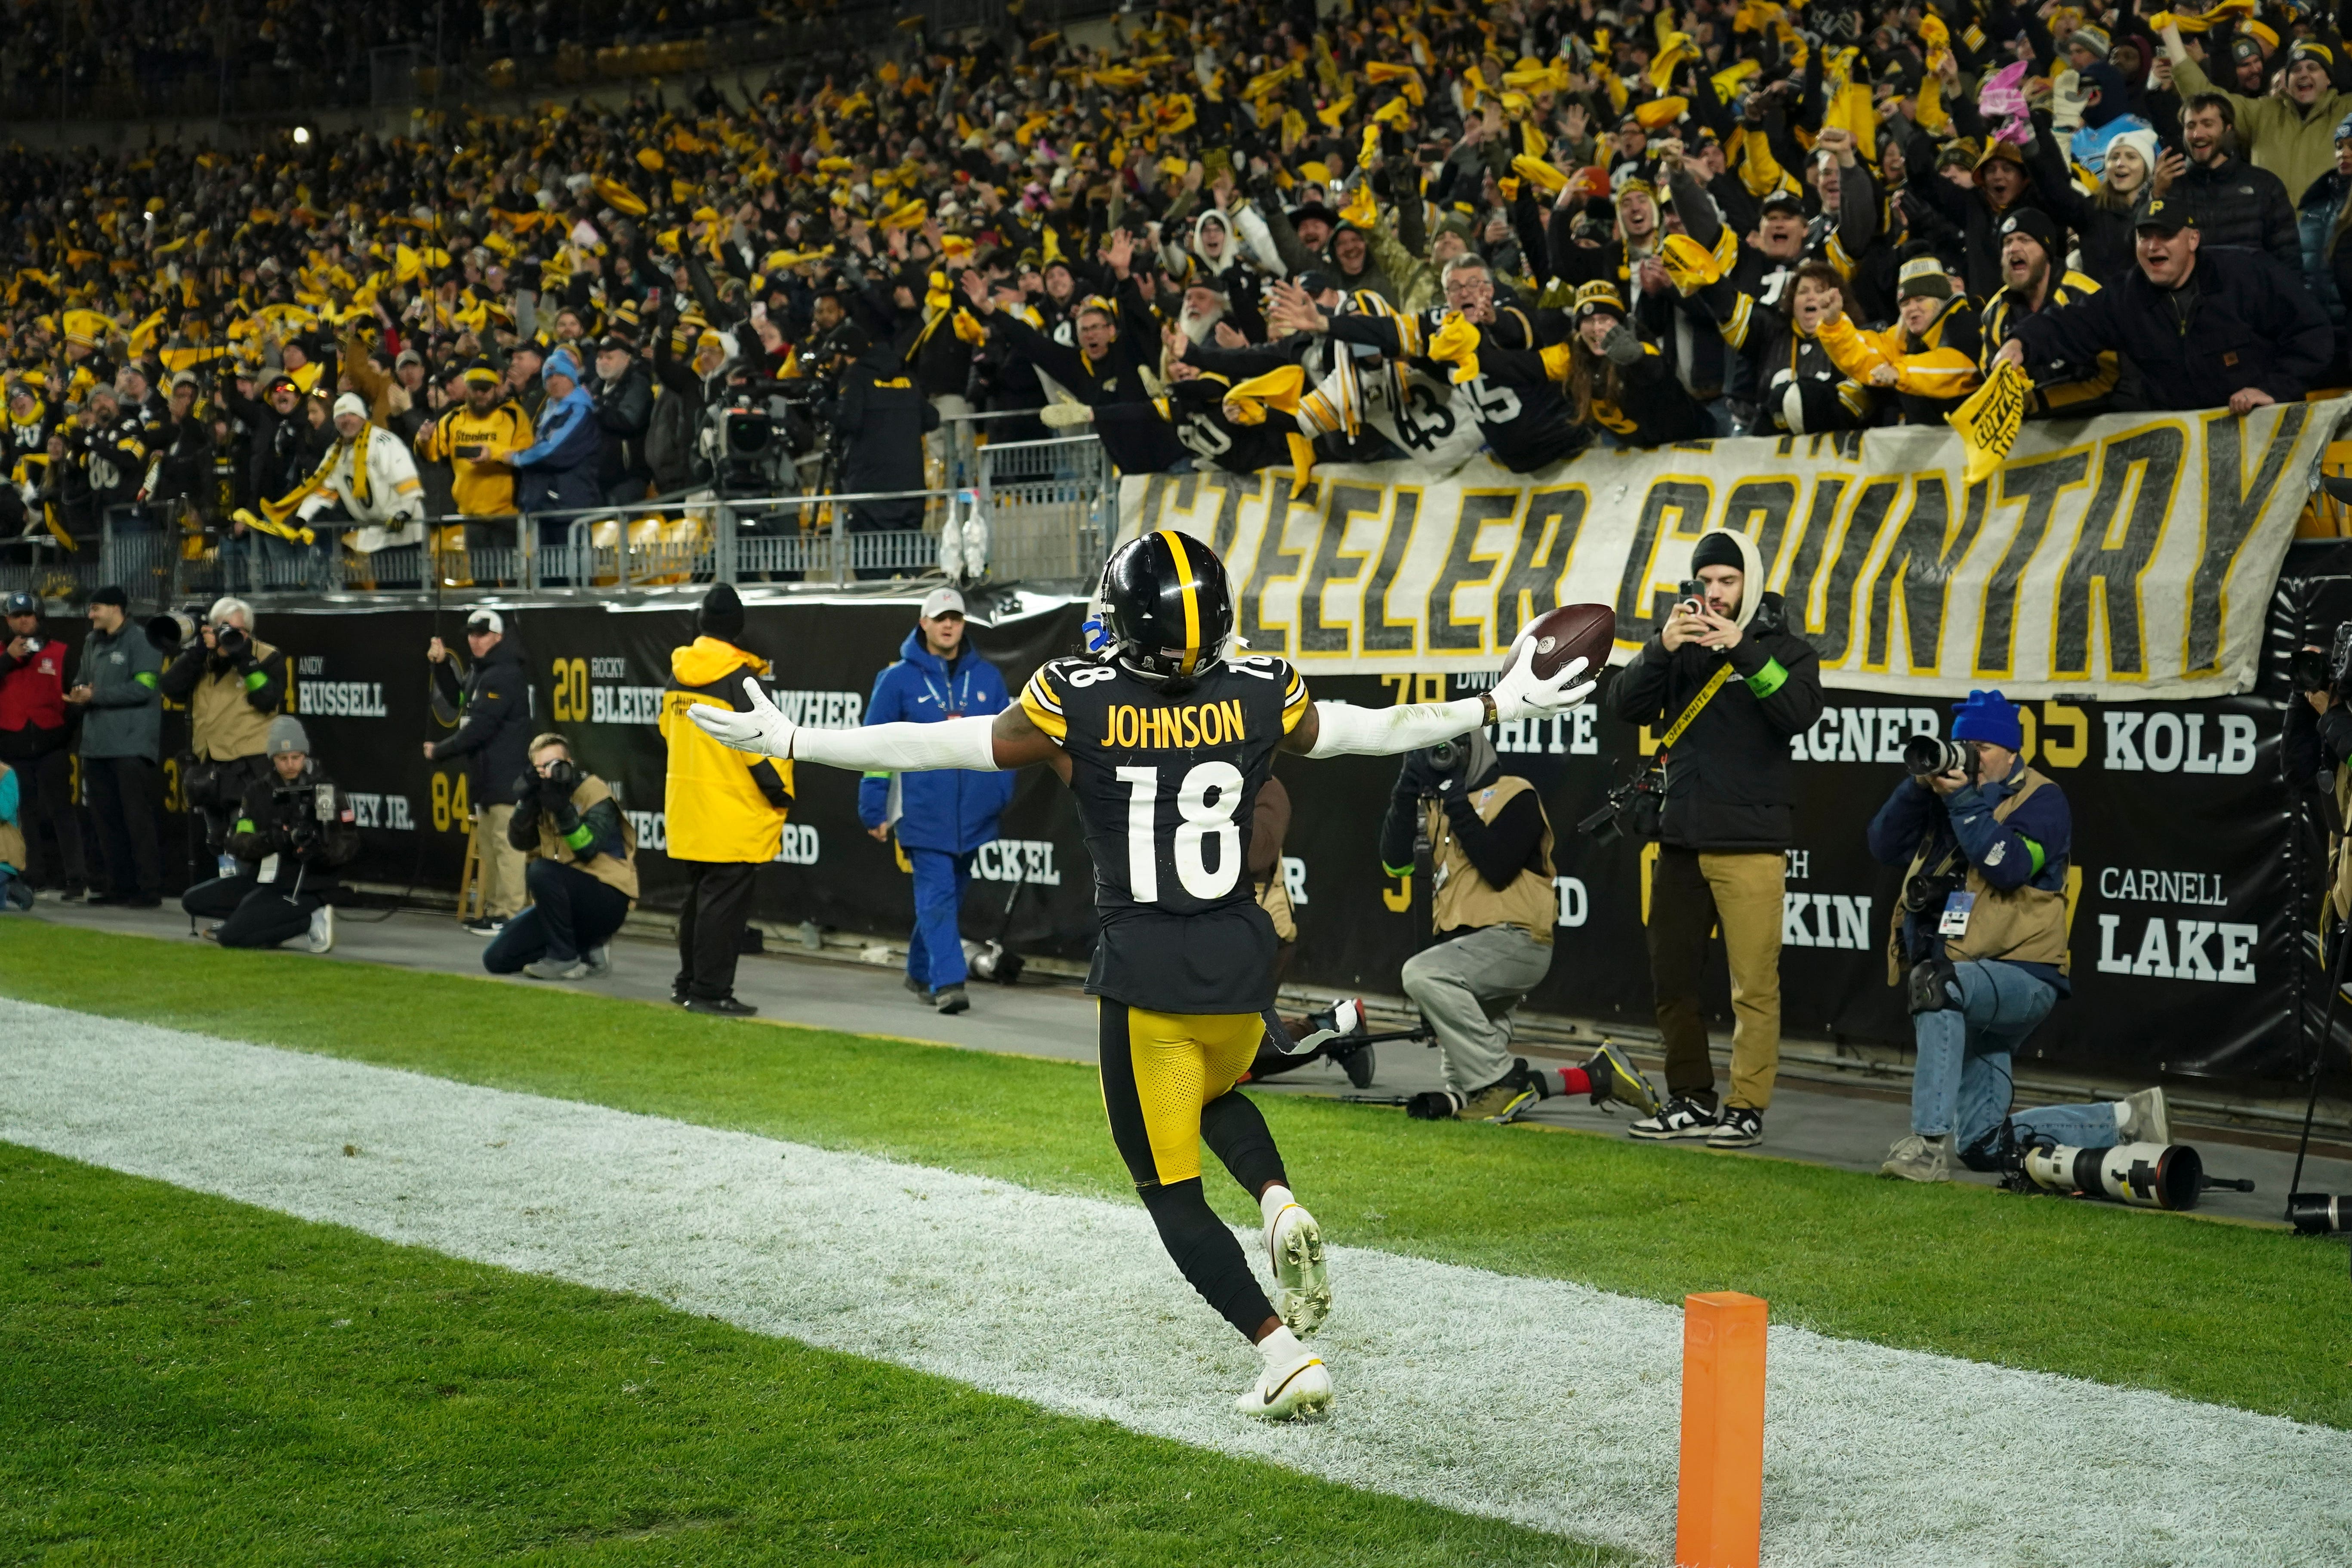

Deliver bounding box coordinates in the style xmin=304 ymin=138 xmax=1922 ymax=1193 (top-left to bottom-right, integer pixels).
xmin=0 ymin=1001 xmax=2345 ymax=1568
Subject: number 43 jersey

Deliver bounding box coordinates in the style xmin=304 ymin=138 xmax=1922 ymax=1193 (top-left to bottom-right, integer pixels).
xmin=1020 ymin=652 xmax=1310 ymax=1014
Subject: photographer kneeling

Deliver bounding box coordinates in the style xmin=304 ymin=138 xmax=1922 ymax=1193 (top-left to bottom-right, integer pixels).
xmin=1868 ymin=690 xmax=2166 ymax=1182
xmin=180 ymin=715 xmax=356 ymax=952
xmin=1383 ymin=731 xmax=1657 ymax=1122
xmin=483 ymin=733 xmax=637 ymax=982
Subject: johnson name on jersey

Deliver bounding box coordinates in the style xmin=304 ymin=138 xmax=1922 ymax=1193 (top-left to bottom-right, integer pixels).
xmin=1020 ymin=650 xmax=1310 ymax=1013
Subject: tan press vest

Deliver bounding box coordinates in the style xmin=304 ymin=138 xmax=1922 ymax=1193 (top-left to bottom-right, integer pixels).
xmin=1423 ymin=775 xmax=1557 ymax=943
xmin=1255 ymin=866 xmax=1298 ymax=943
xmin=535 ymin=774 xmax=640 ymax=902
xmin=188 ymin=635 xmax=281 ymax=761
xmin=1886 ymin=767 xmax=2069 ymax=983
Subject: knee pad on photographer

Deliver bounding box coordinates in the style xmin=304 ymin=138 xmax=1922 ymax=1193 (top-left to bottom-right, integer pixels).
xmin=1907 ymin=958 xmax=1960 ymax=1016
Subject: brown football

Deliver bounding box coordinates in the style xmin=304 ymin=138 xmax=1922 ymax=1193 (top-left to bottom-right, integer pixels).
xmin=1503 ymin=603 xmax=1615 ymax=684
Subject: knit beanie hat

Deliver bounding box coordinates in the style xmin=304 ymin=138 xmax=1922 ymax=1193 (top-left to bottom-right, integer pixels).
xmin=699 ymin=582 xmax=746 ymax=641
xmin=265 ymin=714 xmax=311 ymax=757
xmin=1690 ymin=532 xmax=1747 ymax=573
xmin=1950 ymin=690 xmax=2023 ymax=751
xmin=2106 ymin=125 xmax=2162 ymax=180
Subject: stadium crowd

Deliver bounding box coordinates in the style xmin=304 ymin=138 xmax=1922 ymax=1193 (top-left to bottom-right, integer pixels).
xmin=6 ymin=0 xmax=2352 ymax=562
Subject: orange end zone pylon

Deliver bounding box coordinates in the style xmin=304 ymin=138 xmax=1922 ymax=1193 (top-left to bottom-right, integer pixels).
xmin=1675 ymin=1291 xmax=1767 ymax=1568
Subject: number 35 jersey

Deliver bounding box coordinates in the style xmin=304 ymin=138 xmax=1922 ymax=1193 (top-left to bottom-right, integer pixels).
xmin=1021 ymin=652 xmax=1310 ymax=1014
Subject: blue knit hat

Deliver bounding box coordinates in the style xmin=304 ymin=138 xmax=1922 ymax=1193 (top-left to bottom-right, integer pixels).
xmin=544 ymin=346 xmax=582 ymax=383
xmin=1950 ymin=689 xmax=2022 ymax=750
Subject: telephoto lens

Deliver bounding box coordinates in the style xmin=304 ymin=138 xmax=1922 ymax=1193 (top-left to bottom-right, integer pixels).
xmin=2287 ymin=1192 xmax=2352 ymax=1234
xmin=1903 ymin=733 xmax=1968 ymax=776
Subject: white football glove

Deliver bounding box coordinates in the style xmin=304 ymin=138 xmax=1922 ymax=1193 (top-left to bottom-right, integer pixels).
xmin=1491 ymin=634 xmax=1596 ymax=723
xmin=687 ymin=675 xmax=796 ymax=758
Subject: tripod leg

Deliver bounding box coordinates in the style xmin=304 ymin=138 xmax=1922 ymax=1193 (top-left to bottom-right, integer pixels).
xmin=2288 ymin=909 xmax=2351 ymax=1212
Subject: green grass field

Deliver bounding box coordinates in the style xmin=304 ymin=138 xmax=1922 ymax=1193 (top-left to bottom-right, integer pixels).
xmin=0 ymin=1147 xmax=1613 ymax=1566
xmin=4 ymin=921 xmax=2347 ymax=1436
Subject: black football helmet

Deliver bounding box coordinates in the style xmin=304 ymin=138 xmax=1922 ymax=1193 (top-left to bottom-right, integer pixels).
xmin=1097 ymin=529 xmax=1235 ymax=683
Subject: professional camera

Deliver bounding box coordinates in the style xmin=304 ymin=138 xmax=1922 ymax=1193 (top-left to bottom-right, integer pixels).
xmin=1903 ymin=733 xmax=1977 ymax=779
xmin=700 ymin=384 xmax=793 ymax=493
xmin=1901 ymin=868 xmax=1961 ymax=916
xmin=1579 ymin=764 xmax=1665 ymax=844
xmin=145 ymin=604 xmax=203 ymax=655
xmin=1424 ymin=736 xmax=1470 ymax=778
xmin=2291 ymin=622 xmax=2352 ymax=694
xmin=2288 ymin=1192 xmax=2352 ymax=1233
xmin=273 ymin=779 xmax=337 ymax=838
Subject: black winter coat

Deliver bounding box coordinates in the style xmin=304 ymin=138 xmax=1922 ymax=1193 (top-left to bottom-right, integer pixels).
xmin=2008 ymin=246 xmax=2333 ymax=409
xmin=2169 ymin=155 xmax=2301 ymax=271
xmin=591 ymin=363 xmax=655 ymax=495
xmin=835 ymin=355 xmax=939 ymax=495
xmin=1606 ymin=600 xmax=1825 ymax=852
xmin=429 ymin=641 xmax=534 ymax=807
xmin=225 ymin=761 xmax=359 ymax=889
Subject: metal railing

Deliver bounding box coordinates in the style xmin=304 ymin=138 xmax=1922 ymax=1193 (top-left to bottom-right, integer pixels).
xmin=8 ymin=0 xmax=1121 ymax=128
xmin=977 ymin=435 xmax=1116 ymax=585
xmin=3 ymin=437 xmax=1118 ymax=607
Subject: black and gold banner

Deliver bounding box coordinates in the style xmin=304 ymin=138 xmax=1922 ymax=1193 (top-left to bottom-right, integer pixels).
xmin=1120 ymin=400 xmax=2346 ymax=699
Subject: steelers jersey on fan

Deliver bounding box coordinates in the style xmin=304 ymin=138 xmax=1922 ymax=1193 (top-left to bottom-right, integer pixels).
xmin=1022 ymin=651 xmax=1309 ymax=1014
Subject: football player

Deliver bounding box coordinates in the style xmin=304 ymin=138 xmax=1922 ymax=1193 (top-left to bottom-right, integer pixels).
xmin=689 ymin=531 xmax=1595 ymax=1420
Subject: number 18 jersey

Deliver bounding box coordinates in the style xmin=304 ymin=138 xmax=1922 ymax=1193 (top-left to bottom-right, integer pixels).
xmin=1020 ymin=652 xmax=1310 ymax=1014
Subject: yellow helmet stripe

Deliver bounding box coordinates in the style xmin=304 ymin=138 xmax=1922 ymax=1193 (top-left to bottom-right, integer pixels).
xmin=1158 ymin=528 xmax=1202 ymax=675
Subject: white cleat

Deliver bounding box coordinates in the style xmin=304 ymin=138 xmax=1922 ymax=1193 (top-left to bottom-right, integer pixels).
xmin=1266 ymin=1200 xmax=1331 ymax=1338
xmin=1236 ymin=1342 xmax=1332 ymax=1422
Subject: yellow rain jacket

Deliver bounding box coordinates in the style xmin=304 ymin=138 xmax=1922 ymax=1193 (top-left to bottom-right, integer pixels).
xmin=658 ymin=636 xmax=794 ymax=863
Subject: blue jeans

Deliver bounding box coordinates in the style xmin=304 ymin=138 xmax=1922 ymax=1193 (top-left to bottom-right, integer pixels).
xmin=484 ymin=858 xmax=632 ymax=970
xmin=906 ymin=847 xmax=973 ymax=991
xmin=1912 ymin=961 xmax=2118 ymax=1155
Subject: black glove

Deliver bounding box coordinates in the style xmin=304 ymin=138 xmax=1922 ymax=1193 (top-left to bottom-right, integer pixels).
xmin=1397 ymin=749 xmax=1443 ymax=798
xmin=513 ymin=769 xmax=544 ymax=808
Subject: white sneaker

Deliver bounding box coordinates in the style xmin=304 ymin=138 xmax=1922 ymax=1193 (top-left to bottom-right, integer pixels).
xmin=305 ymin=904 xmax=335 ymax=954
xmin=1628 ymin=1096 xmax=1718 ymax=1141
xmin=582 ymin=945 xmax=612 ymax=978
xmin=1879 ymin=1133 xmax=1952 ymax=1183
xmin=1263 ymin=1190 xmax=1330 ymax=1338
xmin=2119 ymin=1087 xmax=2170 ymax=1145
xmin=1236 ymin=1330 xmax=1332 ymax=1422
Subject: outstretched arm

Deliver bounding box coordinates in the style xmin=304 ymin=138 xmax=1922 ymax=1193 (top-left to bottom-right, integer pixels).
xmin=697 ymin=643 xmax=1597 ymax=769
xmin=690 ymin=677 xmax=1067 ymax=773
xmin=1279 ymin=650 xmax=1596 ymax=757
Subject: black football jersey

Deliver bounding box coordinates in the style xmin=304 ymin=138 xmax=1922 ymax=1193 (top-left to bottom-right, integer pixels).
xmin=1021 ymin=651 xmax=1310 ymax=1014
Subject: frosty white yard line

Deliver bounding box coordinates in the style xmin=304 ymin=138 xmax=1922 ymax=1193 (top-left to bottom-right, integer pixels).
xmin=1 ymin=998 xmax=2343 ymax=1568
